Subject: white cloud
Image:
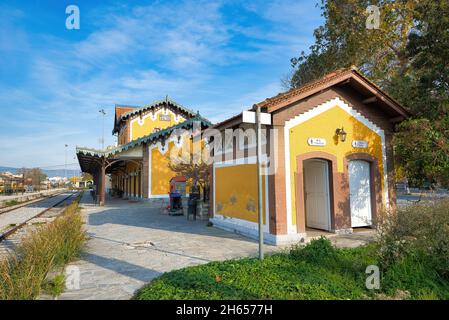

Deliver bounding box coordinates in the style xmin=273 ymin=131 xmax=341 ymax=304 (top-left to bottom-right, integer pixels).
xmin=0 ymin=0 xmax=321 ymax=168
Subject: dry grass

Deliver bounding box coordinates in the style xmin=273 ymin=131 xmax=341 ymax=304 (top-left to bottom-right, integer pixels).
xmin=376 ymin=199 xmax=449 ymax=277
xmin=0 ymin=194 xmax=86 ymax=300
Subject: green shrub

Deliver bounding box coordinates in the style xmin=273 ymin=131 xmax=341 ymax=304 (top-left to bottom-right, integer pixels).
xmin=0 ymin=195 xmax=86 ymax=300
xmin=376 ymin=199 xmax=449 ymax=279
xmin=135 ymin=238 xmax=379 ymax=300
xmin=4 ymin=200 xmax=19 ymax=207
xmin=42 ymin=274 xmax=66 ymax=298
xmin=290 ymin=237 xmax=338 ymax=264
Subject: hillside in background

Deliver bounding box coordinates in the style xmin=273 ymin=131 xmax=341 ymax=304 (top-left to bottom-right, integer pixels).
xmin=0 ymin=166 xmax=81 ymax=178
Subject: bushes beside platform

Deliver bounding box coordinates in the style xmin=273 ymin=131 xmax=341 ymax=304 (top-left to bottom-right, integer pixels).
xmin=135 ymin=200 xmax=449 ymax=300
xmin=375 ymin=199 xmax=449 ymax=298
xmin=0 ymin=194 xmax=86 ymax=300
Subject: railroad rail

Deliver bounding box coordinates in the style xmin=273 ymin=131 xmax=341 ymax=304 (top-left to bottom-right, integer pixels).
xmin=0 ymin=191 xmax=79 ymax=242
xmin=0 ymin=190 xmax=68 ymax=215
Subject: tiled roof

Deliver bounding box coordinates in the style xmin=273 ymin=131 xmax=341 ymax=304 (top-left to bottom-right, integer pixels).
xmin=255 ymin=68 xmax=354 ymax=109
xmin=77 ymin=114 xmax=212 ymax=158
xmin=212 ymin=67 xmax=409 ymax=130
xmin=115 ymin=105 xmax=137 ymax=119
xmin=209 ymin=112 xmax=243 ymax=130
xmin=255 ymin=67 xmax=409 ymax=117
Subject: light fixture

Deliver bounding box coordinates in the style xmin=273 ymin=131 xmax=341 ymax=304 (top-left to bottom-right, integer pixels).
xmin=336 ymin=127 xmax=347 ymax=142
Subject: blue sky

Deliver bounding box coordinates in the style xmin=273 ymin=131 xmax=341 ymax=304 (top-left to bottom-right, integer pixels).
xmin=0 ymin=0 xmax=323 ymax=169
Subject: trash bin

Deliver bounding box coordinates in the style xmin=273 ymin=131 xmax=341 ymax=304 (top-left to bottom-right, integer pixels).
xmin=169 ymin=192 xmax=183 ymax=215
xmin=187 ymin=192 xmax=199 ymax=220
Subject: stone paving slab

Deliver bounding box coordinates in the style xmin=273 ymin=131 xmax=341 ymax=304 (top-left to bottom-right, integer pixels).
xmin=57 ymin=194 xmax=375 ymax=300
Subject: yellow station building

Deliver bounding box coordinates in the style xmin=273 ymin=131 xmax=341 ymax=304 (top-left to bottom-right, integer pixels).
xmin=77 ymin=68 xmax=409 ymax=244
xmin=209 ymin=68 xmax=409 ymax=244
xmin=76 ymin=98 xmax=211 ymax=204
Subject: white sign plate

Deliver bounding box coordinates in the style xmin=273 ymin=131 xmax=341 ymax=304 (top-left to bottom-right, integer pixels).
xmin=242 ymin=111 xmax=272 ymax=125
xmin=307 ymin=137 xmax=326 ymax=146
xmin=159 ymin=114 xmax=171 ymax=121
xmin=352 ymin=140 xmax=368 ymax=149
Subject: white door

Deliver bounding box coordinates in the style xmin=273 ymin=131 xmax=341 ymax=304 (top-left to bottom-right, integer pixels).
xmin=304 ymin=160 xmax=331 ymax=231
xmin=349 ymin=160 xmax=372 ymax=227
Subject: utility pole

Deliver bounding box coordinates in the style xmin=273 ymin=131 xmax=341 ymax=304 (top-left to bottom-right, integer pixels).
xmin=99 ymin=108 xmax=106 ymax=150
xmin=64 ymin=144 xmax=68 ymax=184
xmin=256 ymin=105 xmax=264 ymax=260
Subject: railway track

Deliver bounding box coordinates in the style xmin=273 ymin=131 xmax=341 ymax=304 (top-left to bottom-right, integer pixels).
xmin=0 ymin=190 xmax=68 ymax=215
xmin=0 ymin=192 xmax=79 ymax=250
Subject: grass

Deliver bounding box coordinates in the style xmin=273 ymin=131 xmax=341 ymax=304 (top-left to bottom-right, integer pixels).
xmin=42 ymin=274 xmax=66 ymax=298
xmin=134 ymin=237 xmax=449 ymax=300
xmin=4 ymin=200 xmax=19 ymax=207
xmin=0 ymin=194 xmax=86 ymax=300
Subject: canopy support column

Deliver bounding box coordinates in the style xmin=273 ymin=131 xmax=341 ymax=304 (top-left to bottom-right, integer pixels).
xmin=98 ymin=158 xmax=106 ymax=206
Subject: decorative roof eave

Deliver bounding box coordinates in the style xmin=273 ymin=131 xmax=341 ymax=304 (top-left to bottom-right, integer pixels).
xmin=255 ymin=67 xmax=410 ymax=119
xmin=111 ymin=98 xmax=207 ymax=134
xmin=122 ymin=98 xmax=197 ymax=121
xmin=77 ymin=115 xmax=212 ymax=159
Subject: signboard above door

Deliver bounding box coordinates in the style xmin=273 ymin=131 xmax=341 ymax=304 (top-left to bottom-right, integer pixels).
xmin=352 ymin=140 xmax=368 ymax=149
xmin=307 ymin=137 xmax=327 ymax=146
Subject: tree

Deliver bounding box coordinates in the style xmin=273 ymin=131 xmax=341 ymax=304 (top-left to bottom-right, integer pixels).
xmin=70 ymin=176 xmax=80 ymax=184
xmin=81 ymin=172 xmax=93 ymax=181
xmin=166 ymin=133 xmax=211 ymax=199
xmin=290 ymin=0 xmax=415 ymax=90
xmin=394 ymin=119 xmax=449 ymax=187
xmin=168 ymin=161 xmax=210 ymax=195
xmin=289 ymin=0 xmax=449 ymax=186
xmin=18 ymin=168 xmax=47 ymax=190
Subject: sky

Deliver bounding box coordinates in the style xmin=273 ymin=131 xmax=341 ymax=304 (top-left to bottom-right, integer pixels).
xmin=0 ymin=0 xmax=323 ymax=170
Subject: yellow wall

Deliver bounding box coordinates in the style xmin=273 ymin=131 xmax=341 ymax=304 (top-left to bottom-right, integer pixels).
xmin=151 ymin=142 xmax=178 ymax=196
xmin=125 ymin=162 xmax=140 ymax=196
xmin=288 ymin=105 xmax=385 ymax=226
xmin=131 ymin=111 xmax=185 ymax=141
xmin=214 ymin=164 xmax=267 ymax=224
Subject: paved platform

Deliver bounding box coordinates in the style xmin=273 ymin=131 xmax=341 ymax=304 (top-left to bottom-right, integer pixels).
xmin=57 ymin=194 xmax=375 ymax=300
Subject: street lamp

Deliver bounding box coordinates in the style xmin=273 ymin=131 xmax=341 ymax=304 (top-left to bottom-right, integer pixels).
xmin=65 ymin=144 xmax=68 ymax=182
xmin=99 ymin=109 xmax=106 ymax=150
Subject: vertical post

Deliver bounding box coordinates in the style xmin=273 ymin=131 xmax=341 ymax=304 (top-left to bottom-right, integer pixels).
xmin=139 ymin=162 xmax=143 ymax=198
xmin=99 ymin=109 xmax=106 ymax=150
xmin=256 ymin=105 xmax=264 ymax=260
xmin=64 ymin=144 xmax=68 ymax=183
xmin=99 ymin=159 xmax=106 ymax=206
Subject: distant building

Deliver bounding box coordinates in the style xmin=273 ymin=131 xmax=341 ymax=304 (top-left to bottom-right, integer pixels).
xmin=0 ymin=172 xmax=24 ymax=194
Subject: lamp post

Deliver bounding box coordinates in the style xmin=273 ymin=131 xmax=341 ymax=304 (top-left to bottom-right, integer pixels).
xmin=64 ymin=144 xmax=68 ymax=183
xmin=99 ymin=109 xmax=106 ymax=150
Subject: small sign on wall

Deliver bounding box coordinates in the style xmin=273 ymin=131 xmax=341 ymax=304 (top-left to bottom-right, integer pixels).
xmin=242 ymin=111 xmax=272 ymax=125
xmin=352 ymin=140 xmax=368 ymax=149
xmin=159 ymin=114 xmax=171 ymax=121
xmin=307 ymin=137 xmax=327 ymax=146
